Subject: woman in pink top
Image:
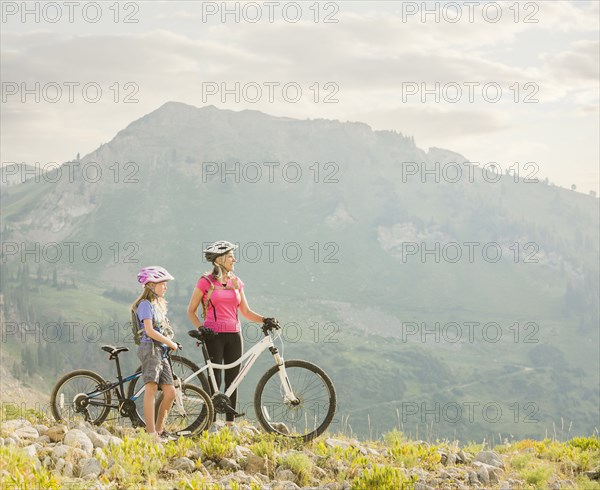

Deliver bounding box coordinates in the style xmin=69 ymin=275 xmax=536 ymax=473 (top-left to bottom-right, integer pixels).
xmin=187 ymin=240 xmax=273 ymax=424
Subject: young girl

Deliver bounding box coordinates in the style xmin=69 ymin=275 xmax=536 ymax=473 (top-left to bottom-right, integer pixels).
xmin=132 ymin=266 xmax=178 ymax=440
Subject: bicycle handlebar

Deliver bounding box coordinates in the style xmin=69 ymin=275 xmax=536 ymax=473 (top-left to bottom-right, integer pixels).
xmin=188 ymin=319 xmax=280 ymax=343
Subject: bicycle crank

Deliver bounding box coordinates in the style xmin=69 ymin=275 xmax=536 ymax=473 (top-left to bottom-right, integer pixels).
xmin=212 ymin=394 xmax=245 ymax=418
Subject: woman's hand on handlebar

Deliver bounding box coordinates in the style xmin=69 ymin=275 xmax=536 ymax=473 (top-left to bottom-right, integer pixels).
xmin=262 ymin=317 xmax=280 ymax=332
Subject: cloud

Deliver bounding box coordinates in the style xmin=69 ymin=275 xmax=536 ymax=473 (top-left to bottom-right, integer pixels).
xmin=542 ymin=40 xmax=600 ymax=84
xmin=1 ymin=0 xmax=598 ymax=192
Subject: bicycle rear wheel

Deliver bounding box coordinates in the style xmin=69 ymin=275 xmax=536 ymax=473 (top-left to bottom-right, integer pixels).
xmin=50 ymin=370 xmax=111 ymax=425
xmin=254 ymin=360 xmax=336 ymax=442
xmin=128 ymin=355 xmax=210 ymax=423
xmin=156 ymin=384 xmax=214 ymax=435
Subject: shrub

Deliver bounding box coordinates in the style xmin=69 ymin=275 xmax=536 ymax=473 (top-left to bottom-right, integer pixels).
xmin=352 ymin=465 xmax=415 ymax=490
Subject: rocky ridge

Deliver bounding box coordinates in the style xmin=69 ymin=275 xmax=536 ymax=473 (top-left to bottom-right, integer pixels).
xmin=1 ymin=417 xmax=599 ymax=489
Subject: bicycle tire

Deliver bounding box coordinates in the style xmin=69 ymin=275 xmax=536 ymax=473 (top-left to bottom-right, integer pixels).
xmin=50 ymin=370 xmax=111 ymax=425
xmin=155 ymin=383 xmax=215 ymax=435
xmin=254 ymin=359 xmax=336 ymax=442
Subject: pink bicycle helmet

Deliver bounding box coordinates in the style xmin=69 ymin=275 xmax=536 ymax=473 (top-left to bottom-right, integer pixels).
xmin=137 ymin=266 xmax=174 ymax=285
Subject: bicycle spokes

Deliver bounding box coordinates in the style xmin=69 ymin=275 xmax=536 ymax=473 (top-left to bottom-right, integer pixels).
xmin=255 ymin=360 xmax=336 ymax=441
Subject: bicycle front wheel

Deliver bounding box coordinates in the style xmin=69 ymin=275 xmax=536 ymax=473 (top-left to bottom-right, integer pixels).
xmin=156 ymin=384 xmax=214 ymax=435
xmin=50 ymin=370 xmax=111 ymax=426
xmin=254 ymin=360 xmax=336 ymax=442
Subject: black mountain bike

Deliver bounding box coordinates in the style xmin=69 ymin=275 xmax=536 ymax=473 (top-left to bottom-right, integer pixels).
xmin=50 ymin=344 xmax=214 ymax=436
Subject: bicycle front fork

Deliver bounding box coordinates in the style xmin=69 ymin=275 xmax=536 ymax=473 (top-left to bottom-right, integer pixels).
xmin=273 ymin=352 xmax=300 ymax=405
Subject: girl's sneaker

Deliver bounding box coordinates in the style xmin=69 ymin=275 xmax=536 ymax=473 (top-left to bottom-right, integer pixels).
xmin=159 ymin=430 xmax=178 ymax=441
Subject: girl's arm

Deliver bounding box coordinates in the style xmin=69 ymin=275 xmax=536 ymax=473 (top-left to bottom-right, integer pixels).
xmin=143 ymin=318 xmax=177 ymax=350
xmin=187 ymin=287 xmax=204 ymax=329
xmin=239 ymin=290 xmax=264 ymax=323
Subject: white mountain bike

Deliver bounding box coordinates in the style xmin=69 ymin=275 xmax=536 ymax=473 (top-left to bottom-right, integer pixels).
xmin=127 ymin=319 xmax=337 ymax=442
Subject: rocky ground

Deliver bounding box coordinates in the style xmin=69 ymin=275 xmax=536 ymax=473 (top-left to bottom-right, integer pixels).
xmin=1 ymin=416 xmax=599 ymax=489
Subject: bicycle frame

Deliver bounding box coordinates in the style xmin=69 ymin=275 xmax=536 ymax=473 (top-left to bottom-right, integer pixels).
xmin=74 ymin=371 xmax=140 ymax=412
xmin=132 ymin=331 xmax=299 ymax=404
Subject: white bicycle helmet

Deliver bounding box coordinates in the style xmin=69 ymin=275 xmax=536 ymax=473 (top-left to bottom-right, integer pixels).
xmin=137 ymin=266 xmax=174 ymax=285
xmin=203 ymin=240 xmax=237 ymax=256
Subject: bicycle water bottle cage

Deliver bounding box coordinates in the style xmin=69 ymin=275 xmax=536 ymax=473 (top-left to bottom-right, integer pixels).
xmin=101 ymin=345 xmax=129 ymax=360
xmin=188 ymin=328 xmax=217 ymax=343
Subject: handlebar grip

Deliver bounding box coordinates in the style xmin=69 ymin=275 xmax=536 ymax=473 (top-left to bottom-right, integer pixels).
xmin=188 ymin=328 xmax=217 ymax=342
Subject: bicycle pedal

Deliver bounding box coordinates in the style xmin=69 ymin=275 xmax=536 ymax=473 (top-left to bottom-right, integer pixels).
xmin=233 ymin=411 xmax=245 ymax=418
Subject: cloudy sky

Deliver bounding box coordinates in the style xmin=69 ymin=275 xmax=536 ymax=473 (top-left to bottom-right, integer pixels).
xmin=2 ymin=0 xmax=598 ymax=193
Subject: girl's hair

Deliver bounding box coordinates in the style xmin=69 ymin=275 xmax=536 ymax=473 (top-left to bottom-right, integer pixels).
xmin=130 ymin=284 xmax=169 ymax=333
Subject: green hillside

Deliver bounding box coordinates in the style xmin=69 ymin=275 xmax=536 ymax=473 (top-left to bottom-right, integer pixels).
xmin=1 ymin=102 xmax=598 ymax=442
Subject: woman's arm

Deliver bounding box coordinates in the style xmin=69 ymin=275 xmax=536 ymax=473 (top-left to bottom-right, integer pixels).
xmin=143 ymin=318 xmax=177 ymax=350
xmin=187 ymin=287 xmax=204 ymax=329
xmin=239 ymin=289 xmax=264 ymax=323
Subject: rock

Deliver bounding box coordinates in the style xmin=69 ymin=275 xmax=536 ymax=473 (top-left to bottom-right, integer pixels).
xmin=457 ymin=449 xmax=471 ymax=464
xmin=468 ymin=470 xmax=479 ymax=485
xmin=14 ymin=426 xmax=39 ymax=441
xmin=219 ymin=470 xmax=260 ymax=486
xmin=107 ymin=436 xmax=123 ymax=446
xmin=42 ymin=456 xmax=52 ymax=468
xmin=585 ymin=470 xmax=600 ymax=481
xmin=37 ymin=435 xmax=51 ymax=444
xmin=172 ymin=457 xmax=195 ymax=472
xmin=325 ymin=438 xmax=351 ymax=449
xmin=0 ymin=438 xmax=4 ymax=447
xmin=275 ymin=468 xmax=296 ymax=482
xmin=235 ymin=445 xmax=252 ymax=459
xmin=94 ymin=448 xmax=107 ymax=461
xmin=243 ymin=453 xmax=269 ymax=474
xmin=79 ymin=457 xmax=103 ymax=478
xmin=46 ymin=425 xmax=68 ymax=442
xmin=475 ymin=463 xmax=489 ymax=485
xmin=415 ymin=483 xmax=435 ymax=490
xmin=96 ymin=427 xmax=112 ymax=437
xmin=22 ymin=444 xmax=38 ymax=458
xmin=70 ymin=448 xmax=91 ymax=462
xmin=474 ymin=461 xmax=503 ymax=483
xmin=255 ymin=473 xmax=270 ymax=484
xmin=271 ymin=482 xmax=300 ymax=490
xmin=218 ymin=457 xmax=241 ymax=471
xmin=63 ymin=429 xmax=94 ymax=455
xmin=0 ymin=418 xmax=30 ymax=436
xmin=499 ymin=482 xmax=511 ymax=490
xmin=51 ymin=445 xmax=70 ymax=460
xmin=34 ymin=424 xmax=49 ymax=434
xmin=63 ymin=461 xmax=74 ymax=477
xmin=86 ymin=431 xmax=109 ymax=449
xmin=439 ymin=451 xmax=458 ymax=466
xmin=242 ymin=425 xmax=261 ymax=435
xmin=475 ymin=450 xmax=505 ymax=469
xmin=270 ymin=422 xmax=290 ymax=435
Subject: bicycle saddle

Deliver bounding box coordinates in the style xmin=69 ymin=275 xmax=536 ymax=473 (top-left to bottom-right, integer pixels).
xmin=101 ymin=345 xmax=129 ymax=356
